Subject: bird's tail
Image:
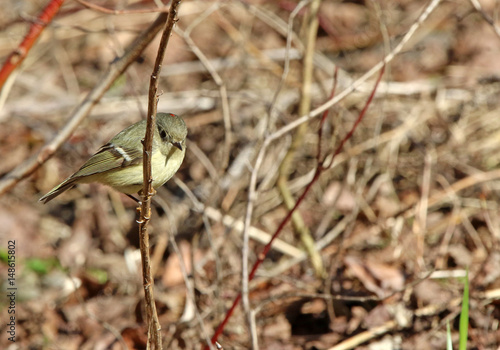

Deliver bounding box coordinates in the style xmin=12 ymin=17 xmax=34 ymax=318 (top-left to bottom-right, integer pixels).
xmin=39 ymin=178 xmax=76 ymax=204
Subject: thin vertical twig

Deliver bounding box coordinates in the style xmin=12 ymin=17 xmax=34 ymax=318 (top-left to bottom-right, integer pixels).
xmin=138 ymin=1 xmax=182 ymax=349
xmin=265 ymin=0 xmax=310 ymax=131
xmin=276 ymin=0 xmax=325 ymax=280
xmin=153 ymin=193 xmax=215 ymax=350
xmin=413 ymin=150 xmax=433 ymax=270
xmin=242 ymin=2 xmax=310 ymax=348
xmin=76 ymin=0 xmax=166 ymax=15
xmin=177 ymin=18 xmax=233 ymax=172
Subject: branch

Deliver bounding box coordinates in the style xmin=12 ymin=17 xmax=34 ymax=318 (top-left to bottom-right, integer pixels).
xmin=75 ymin=0 xmax=166 ymax=15
xmin=469 ymin=0 xmax=500 ymax=39
xmin=137 ymin=1 xmax=182 ymax=349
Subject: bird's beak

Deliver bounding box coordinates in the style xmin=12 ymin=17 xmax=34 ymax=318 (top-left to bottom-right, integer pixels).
xmin=173 ymin=142 xmax=183 ymax=151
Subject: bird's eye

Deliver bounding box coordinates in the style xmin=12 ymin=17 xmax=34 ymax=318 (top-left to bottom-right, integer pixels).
xmin=160 ymin=129 xmax=167 ymax=140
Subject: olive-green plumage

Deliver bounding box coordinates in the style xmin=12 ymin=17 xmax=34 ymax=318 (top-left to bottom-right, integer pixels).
xmin=39 ymin=113 xmax=187 ymax=203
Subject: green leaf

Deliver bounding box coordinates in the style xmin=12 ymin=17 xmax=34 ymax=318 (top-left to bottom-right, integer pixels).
xmin=0 ymin=249 xmax=8 ymax=263
xmin=458 ymin=268 xmax=469 ymax=350
xmin=446 ymin=320 xmax=453 ymax=350
xmin=25 ymin=258 xmax=58 ymax=275
xmin=87 ymin=268 xmax=108 ymax=284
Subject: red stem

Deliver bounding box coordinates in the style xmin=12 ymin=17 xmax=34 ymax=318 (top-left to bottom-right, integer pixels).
xmin=0 ymin=0 xmax=65 ymax=90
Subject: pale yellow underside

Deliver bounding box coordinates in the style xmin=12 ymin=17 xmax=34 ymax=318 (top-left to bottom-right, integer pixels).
xmin=79 ymin=146 xmax=184 ymax=194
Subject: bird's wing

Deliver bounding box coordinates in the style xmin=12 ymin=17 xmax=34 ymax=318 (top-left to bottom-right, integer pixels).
xmin=71 ymin=143 xmax=143 ymax=178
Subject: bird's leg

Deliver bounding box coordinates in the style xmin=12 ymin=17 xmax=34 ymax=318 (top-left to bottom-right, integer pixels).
xmin=126 ymin=193 xmax=142 ymax=205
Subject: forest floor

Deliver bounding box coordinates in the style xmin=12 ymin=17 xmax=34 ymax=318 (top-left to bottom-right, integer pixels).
xmin=1 ymin=0 xmax=500 ymax=349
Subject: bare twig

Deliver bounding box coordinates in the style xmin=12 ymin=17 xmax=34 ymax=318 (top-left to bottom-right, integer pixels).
xmin=327 ymin=320 xmax=399 ymax=350
xmin=244 ymin=0 xmax=310 ymax=347
xmin=413 ymin=150 xmax=434 ymax=270
xmin=266 ymin=0 xmax=309 ymax=131
xmin=469 ymin=0 xmax=500 ymax=39
xmin=137 ymin=1 xmax=182 ymax=349
xmin=276 ymin=0 xmax=325 ymax=281
xmin=407 ymin=168 xmax=500 ymax=218
xmin=240 ymin=3 xmax=307 ymax=338
xmin=153 ymin=197 xmax=214 ymax=349
xmin=76 ymin=0 xmax=167 ymax=15
xmin=204 ymin=207 xmax=303 ymax=258
xmin=177 ymin=8 xmax=232 ymax=172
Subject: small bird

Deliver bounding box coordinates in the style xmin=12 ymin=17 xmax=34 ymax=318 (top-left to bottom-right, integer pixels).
xmin=39 ymin=113 xmax=187 ymax=204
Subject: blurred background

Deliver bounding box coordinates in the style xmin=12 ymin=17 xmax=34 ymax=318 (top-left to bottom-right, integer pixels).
xmin=1 ymin=0 xmax=500 ymax=349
